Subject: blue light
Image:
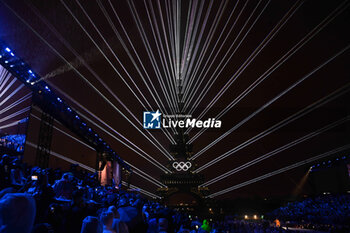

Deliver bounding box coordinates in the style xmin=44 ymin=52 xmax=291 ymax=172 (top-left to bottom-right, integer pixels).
xmin=45 ymin=86 xmax=50 ymax=91
xmin=67 ymin=107 xmax=71 ymax=112
xmin=4 ymin=60 xmax=8 ymax=63
xmin=5 ymin=47 xmax=11 ymax=52
xmin=57 ymin=97 xmax=62 ymax=102
xmin=10 ymin=65 xmax=14 ymax=67
xmin=10 ymin=52 xmax=14 ymax=56
xmin=82 ymin=123 xmax=86 ymax=126
xmin=99 ymin=138 xmax=102 ymax=141
xmin=95 ymin=134 xmax=98 ymax=137
xmin=88 ymin=128 xmax=92 ymax=131
xmin=75 ymin=115 xmax=79 ymax=119
xmin=28 ymin=70 xmax=33 ymax=74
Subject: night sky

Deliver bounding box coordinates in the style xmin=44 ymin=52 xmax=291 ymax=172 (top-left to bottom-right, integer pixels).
xmin=0 ymin=0 xmax=349 ymax=199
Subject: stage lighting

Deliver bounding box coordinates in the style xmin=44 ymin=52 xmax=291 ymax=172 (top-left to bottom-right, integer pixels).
xmin=10 ymin=52 xmax=14 ymax=56
xmin=5 ymin=47 xmax=10 ymax=52
xmin=28 ymin=69 xmax=33 ymax=74
xmin=67 ymin=107 xmax=71 ymax=112
xmin=244 ymin=215 xmax=248 ymax=219
xmin=75 ymin=115 xmax=79 ymax=119
xmin=4 ymin=60 xmax=8 ymax=63
xmin=45 ymin=86 xmax=50 ymax=91
xmin=57 ymin=97 xmax=62 ymax=102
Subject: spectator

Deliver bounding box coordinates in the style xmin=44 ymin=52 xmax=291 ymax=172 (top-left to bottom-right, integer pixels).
xmin=108 ymin=205 xmax=129 ymax=233
xmin=0 ymin=192 xmax=36 ymax=233
xmin=81 ymin=216 xmax=102 ymax=233
xmin=52 ymin=173 xmax=73 ymax=199
xmin=101 ymin=211 xmax=117 ymax=233
xmin=158 ymin=218 xmax=168 ymax=233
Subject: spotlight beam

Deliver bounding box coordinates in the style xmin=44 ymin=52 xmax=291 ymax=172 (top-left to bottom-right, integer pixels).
xmin=155 ymin=0 xmax=178 ymax=98
xmin=201 ymin=116 xmax=350 ymax=187
xmin=127 ymin=0 xmax=178 ymax=113
xmin=184 ymin=0 xmax=298 ymax=118
xmin=193 ymin=82 xmax=350 ymax=173
xmin=182 ymin=0 xmax=253 ymax=106
xmin=207 ymin=144 xmax=350 ymax=198
xmin=45 ymin=82 xmax=172 ymax=173
xmin=0 ymin=93 xmax=32 ymax=115
xmin=185 ymin=0 xmax=270 ymax=115
xmin=186 ymin=0 xmax=348 ymax=135
xmin=178 ymin=0 xmax=204 ymax=85
xmin=27 ymin=0 xmax=174 ymax=160
xmin=3 ymin=1 xmax=174 ymax=161
xmin=0 ymin=83 xmax=24 ymax=106
xmin=0 ymin=106 xmax=31 ymax=123
xmin=181 ymin=0 xmax=228 ymax=96
xmin=142 ymin=0 xmax=179 ymax=110
xmin=182 ymin=0 xmax=240 ymax=101
xmin=105 ymin=0 xmax=178 ymax=137
xmin=72 ymin=0 xmax=177 ymax=149
xmin=191 ymin=44 xmax=350 ymax=162
xmin=0 ymin=70 xmax=12 ymax=91
xmin=122 ymin=181 xmax=161 ymax=199
xmin=164 ymin=0 xmax=177 ymax=89
xmin=188 ymin=0 xmax=344 ymax=143
xmin=95 ymin=0 xmax=176 ymax=142
xmin=76 ymin=0 xmax=172 ymax=117
xmin=0 ymin=77 xmax=16 ymax=98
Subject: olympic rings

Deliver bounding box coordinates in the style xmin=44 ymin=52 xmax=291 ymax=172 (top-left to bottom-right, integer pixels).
xmin=172 ymin=161 xmax=192 ymax=171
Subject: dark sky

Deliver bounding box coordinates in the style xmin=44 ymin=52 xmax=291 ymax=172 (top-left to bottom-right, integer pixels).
xmin=0 ymin=0 xmax=349 ymax=199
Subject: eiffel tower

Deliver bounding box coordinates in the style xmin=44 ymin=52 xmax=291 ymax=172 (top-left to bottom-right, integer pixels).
xmin=157 ymin=80 xmax=209 ymax=207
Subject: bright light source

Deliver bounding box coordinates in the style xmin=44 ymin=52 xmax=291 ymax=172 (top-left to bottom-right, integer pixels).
xmin=4 ymin=60 xmax=8 ymax=63
xmin=28 ymin=70 xmax=33 ymax=74
xmin=57 ymin=97 xmax=62 ymax=102
xmin=244 ymin=215 xmax=248 ymax=219
xmin=10 ymin=52 xmax=14 ymax=56
xmin=253 ymin=215 xmax=257 ymax=219
xmin=5 ymin=47 xmax=11 ymax=52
